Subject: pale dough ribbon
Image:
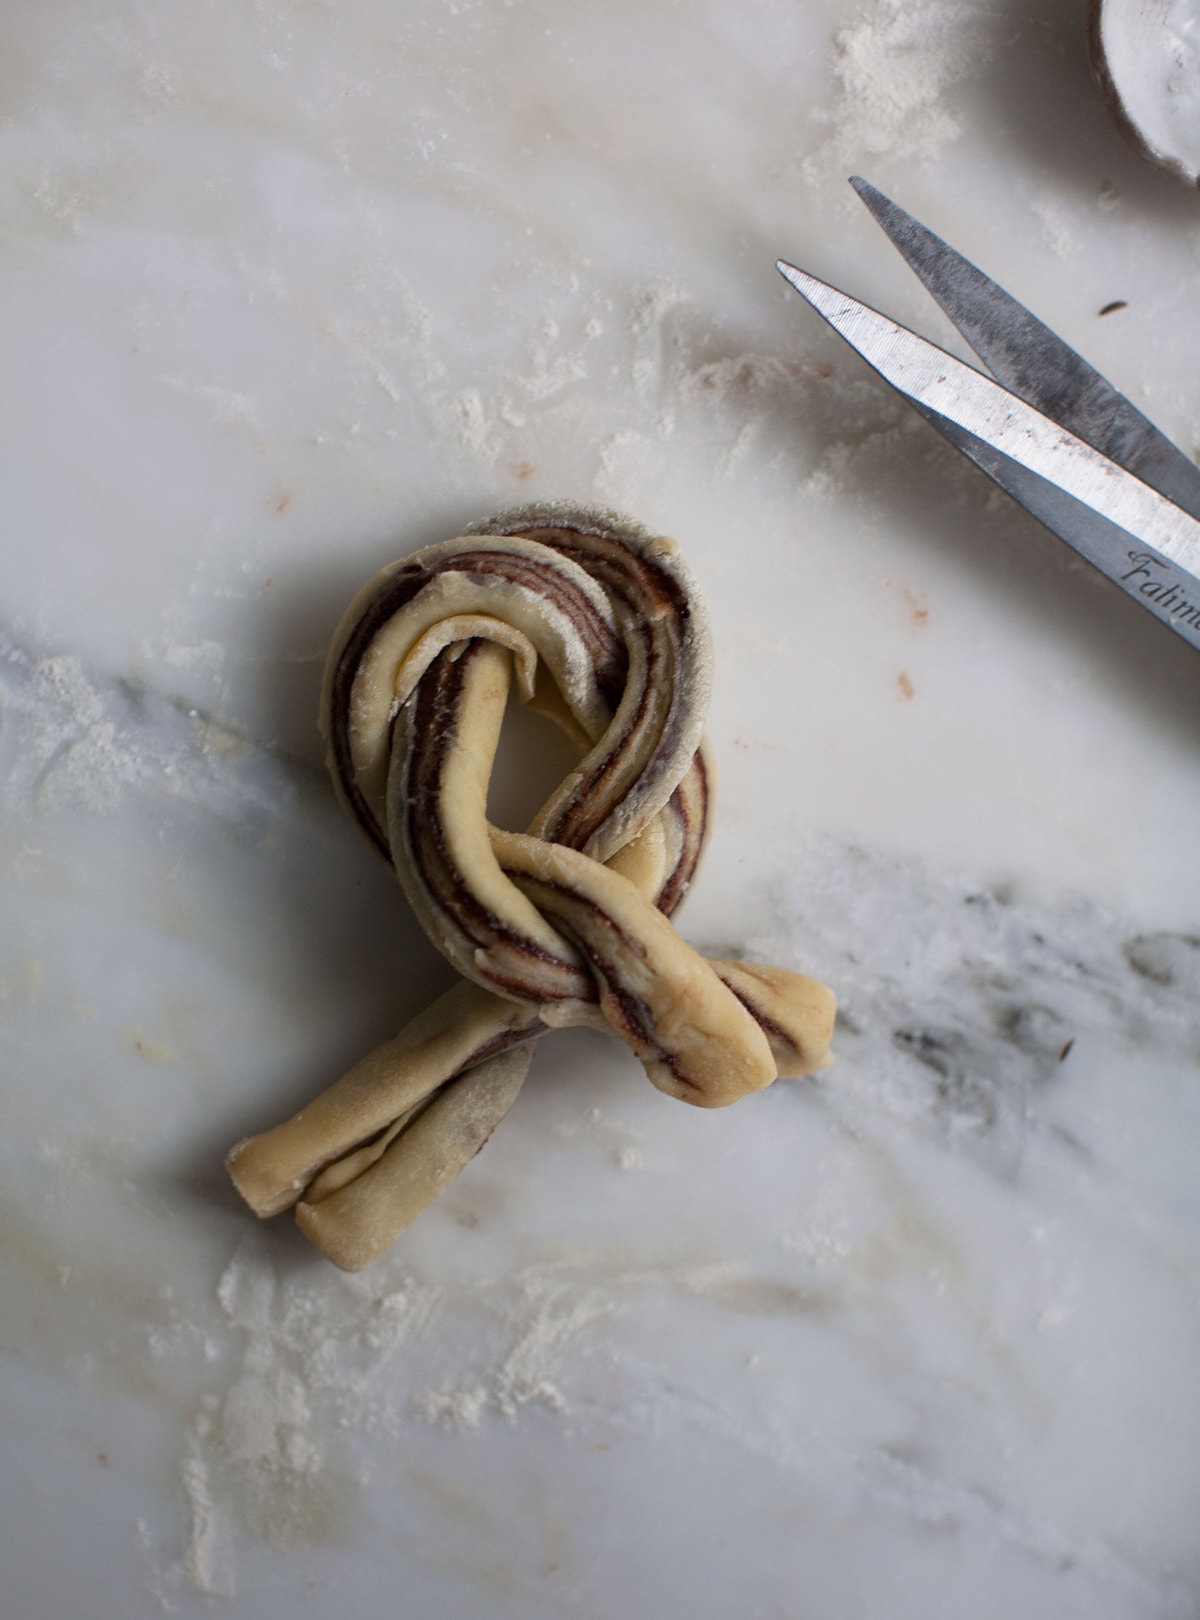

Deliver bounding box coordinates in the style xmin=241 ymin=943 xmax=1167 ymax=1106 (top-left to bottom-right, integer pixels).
xmin=227 ymin=503 xmax=835 ymax=1270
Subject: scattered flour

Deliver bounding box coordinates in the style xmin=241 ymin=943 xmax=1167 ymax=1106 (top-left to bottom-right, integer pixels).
xmin=411 ymin=1255 xmax=835 ymax=1435
xmin=136 ymin=62 xmax=180 ymax=109
xmin=810 ymin=0 xmax=996 ymax=168
xmin=241 ymin=2 xmax=1006 ymax=509
xmin=631 ymin=283 xmax=689 ymax=409
xmin=3 ymin=653 xmax=148 ymax=814
xmin=1030 ymin=191 xmax=1078 ymax=258
xmin=415 ymin=1272 xmax=613 ymax=1430
xmin=157 ymin=1231 xmax=843 ymax=1596
xmin=416 ymin=247 xmax=915 ymax=512
xmin=432 ymin=297 xmax=609 ymax=465
xmin=595 ymin=426 xmax=670 ymax=505
xmin=168 ymin=1228 xmax=441 ymax=1600
xmin=179 ymin=1453 xmax=234 ymax=1600
xmin=147 ymin=637 xmax=227 ymax=674
xmin=0 ymin=628 xmax=292 ymax=828
xmin=160 ymin=376 xmax=261 ymax=432
xmin=439 ymin=385 xmax=502 ymax=463
xmin=517 ymin=317 xmax=590 ymax=403
xmin=25 ymin=170 xmax=97 ymax=235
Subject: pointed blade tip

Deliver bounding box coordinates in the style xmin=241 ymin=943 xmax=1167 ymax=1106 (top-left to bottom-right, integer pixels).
xmin=775 ymin=260 xmax=817 ymax=300
xmin=849 ymin=175 xmax=890 ymax=218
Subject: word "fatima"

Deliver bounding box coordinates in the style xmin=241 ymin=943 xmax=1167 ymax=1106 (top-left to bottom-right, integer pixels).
xmin=1120 ymin=552 xmax=1200 ymax=630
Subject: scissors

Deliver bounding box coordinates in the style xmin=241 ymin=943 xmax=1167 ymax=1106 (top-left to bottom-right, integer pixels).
xmin=777 ymin=178 xmax=1200 ymax=654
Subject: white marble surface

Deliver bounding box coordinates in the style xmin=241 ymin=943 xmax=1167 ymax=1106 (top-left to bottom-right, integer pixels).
xmin=4 ymin=2 xmax=1200 ymax=1616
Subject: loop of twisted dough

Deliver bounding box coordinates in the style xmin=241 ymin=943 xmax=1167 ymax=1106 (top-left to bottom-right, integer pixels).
xmin=227 ymin=503 xmax=835 ymax=1270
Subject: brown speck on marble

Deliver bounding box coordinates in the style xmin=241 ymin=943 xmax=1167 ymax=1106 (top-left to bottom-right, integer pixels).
xmin=897 ymin=671 xmax=914 ymax=700
xmin=122 ymin=1026 xmax=174 ymax=1062
xmin=1098 ymin=301 xmax=1127 ymax=317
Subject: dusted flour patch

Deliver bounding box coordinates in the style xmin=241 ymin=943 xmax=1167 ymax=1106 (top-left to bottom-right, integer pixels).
xmin=0 ymin=627 xmax=296 ymax=832
xmin=408 ymin=1255 xmax=840 ymax=1438
xmin=169 ymin=1230 xmax=441 ymax=1598
xmin=5 ymin=654 xmax=144 ymax=814
xmin=178 ymin=1452 xmax=235 ymax=1599
xmin=414 ymin=1270 xmax=615 ymax=1429
xmin=1030 ymin=190 xmax=1079 ymax=258
xmin=811 ymin=0 xmax=996 ymax=167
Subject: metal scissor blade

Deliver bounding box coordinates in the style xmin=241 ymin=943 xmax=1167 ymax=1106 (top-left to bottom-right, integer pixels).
xmin=849 ymin=176 xmax=1200 ymax=523
xmin=913 ymin=401 xmax=1200 ymax=650
xmin=776 ymin=260 xmax=1200 ymax=651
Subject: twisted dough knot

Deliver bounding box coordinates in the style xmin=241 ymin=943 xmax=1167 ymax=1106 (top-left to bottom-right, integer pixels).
xmin=228 ymin=504 xmax=835 ymax=1270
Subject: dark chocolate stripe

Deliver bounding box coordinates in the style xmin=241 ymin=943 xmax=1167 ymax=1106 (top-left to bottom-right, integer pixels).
xmin=721 ymin=979 xmax=791 ymax=1050
xmin=655 ymin=750 xmax=710 ymax=917
xmin=513 ymin=525 xmax=700 ymax=857
xmin=394 ymin=642 xmax=592 ymax=1003
xmin=546 ymin=617 xmax=662 ymax=850
xmin=503 ymin=869 xmax=709 ymax=1095
xmin=328 ymin=545 xmax=624 ymax=853
xmin=328 ymin=516 xmax=712 ymax=1024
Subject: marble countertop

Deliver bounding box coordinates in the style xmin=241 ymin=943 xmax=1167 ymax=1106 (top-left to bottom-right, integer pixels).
xmin=4 ymin=2 xmax=1200 ymax=1616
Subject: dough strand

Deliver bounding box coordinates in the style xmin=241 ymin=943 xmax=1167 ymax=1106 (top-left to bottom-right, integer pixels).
xmin=227 ymin=502 xmax=835 ymax=1270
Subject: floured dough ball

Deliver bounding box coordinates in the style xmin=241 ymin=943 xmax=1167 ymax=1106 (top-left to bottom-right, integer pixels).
xmin=1088 ymin=0 xmax=1200 ymax=186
